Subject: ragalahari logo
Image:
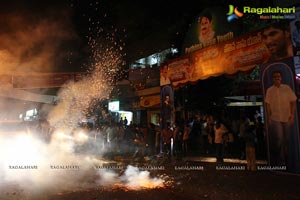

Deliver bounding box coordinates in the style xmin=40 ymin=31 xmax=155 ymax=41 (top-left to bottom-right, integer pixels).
xmin=227 ymin=5 xmax=243 ymax=22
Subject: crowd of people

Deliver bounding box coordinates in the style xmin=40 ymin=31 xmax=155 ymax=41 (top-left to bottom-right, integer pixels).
xmin=90 ymin=109 xmax=267 ymax=170
xmin=25 ymin=108 xmax=267 ymax=170
xmin=159 ymin=109 xmax=266 ymax=170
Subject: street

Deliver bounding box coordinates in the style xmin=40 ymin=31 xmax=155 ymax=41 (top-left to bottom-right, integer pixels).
xmin=1 ymin=156 xmax=300 ymax=200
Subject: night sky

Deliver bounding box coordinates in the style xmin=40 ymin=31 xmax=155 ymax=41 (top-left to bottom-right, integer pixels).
xmin=0 ymin=0 xmax=272 ymax=74
xmin=0 ymin=0 xmax=226 ymax=72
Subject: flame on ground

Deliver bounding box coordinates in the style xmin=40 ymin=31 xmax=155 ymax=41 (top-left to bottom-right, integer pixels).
xmin=97 ymin=165 xmax=166 ymax=191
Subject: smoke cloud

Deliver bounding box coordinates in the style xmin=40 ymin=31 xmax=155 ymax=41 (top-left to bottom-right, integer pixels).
xmin=0 ymin=3 xmax=165 ymax=200
xmin=0 ymin=128 xmax=165 ymax=200
xmin=0 ymin=7 xmax=78 ymax=74
xmin=0 ymin=3 xmax=80 ymax=121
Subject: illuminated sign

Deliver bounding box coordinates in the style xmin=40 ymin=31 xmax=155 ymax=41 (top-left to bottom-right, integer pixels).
xmin=243 ymin=6 xmax=295 ymax=15
xmin=227 ymin=5 xmax=296 ymax=20
xmin=108 ymin=101 xmax=119 ymax=112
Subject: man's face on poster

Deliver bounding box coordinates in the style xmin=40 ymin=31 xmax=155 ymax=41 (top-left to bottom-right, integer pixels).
xmin=262 ymin=27 xmax=289 ymax=55
xmin=165 ymin=95 xmax=170 ymax=102
xmin=272 ymin=72 xmax=282 ymax=87
xmin=200 ymin=17 xmax=212 ymax=37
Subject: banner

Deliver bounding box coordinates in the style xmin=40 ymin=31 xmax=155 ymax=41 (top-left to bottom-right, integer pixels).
xmin=140 ymin=95 xmax=160 ymax=108
xmin=163 ymin=21 xmax=293 ymax=88
xmin=167 ymin=31 xmax=269 ymax=87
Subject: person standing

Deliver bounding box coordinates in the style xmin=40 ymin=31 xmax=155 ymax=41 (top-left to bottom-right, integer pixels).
xmin=265 ymin=70 xmax=297 ymax=166
xmin=255 ymin=116 xmax=265 ymax=158
xmin=123 ymin=117 xmax=128 ymax=127
xmin=201 ymin=115 xmax=209 ymax=154
xmin=162 ymin=95 xmax=173 ymax=129
xmin=214 ymin=120 xmax=228 ymax=163
xmin=245 ymin=123 xmax=257 ymax=171
xmin=182 ymin=122 xmax=190 ymax=156
xmin=239 ymin=113 xmax=250 ymax=160
xmin=148 ymin=123 xmax=157 ymax=156
xmin=254 ymin=110 xmax=261 ymax=123
xmin=206 ymin=114 xmax=215 ymax=154
xmin=162 ymin=122 xmax=173 ymax=157
xmin=173 ymin=122 xmax=182 ymax=157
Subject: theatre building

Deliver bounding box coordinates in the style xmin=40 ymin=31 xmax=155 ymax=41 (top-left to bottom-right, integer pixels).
xmin=159 ymin=6 xmax=300 ymax=173
xmin=114 ymin=4 xmax=300 ymax=172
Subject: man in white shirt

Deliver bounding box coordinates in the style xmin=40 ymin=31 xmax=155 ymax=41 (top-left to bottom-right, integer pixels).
xmin=265 ymin=71 xmax=297 ymax=166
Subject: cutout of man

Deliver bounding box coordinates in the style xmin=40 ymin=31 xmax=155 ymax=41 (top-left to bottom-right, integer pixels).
xmin=265 ymin=70 xmax=297 ymax=166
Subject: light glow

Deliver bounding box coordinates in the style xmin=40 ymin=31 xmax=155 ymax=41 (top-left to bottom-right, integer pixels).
xmin=108 ymin=101 xmax=120 ymax=112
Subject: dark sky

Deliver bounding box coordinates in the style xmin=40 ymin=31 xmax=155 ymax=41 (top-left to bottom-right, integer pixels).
xmin=69 ymin=0 xmax=224 ymax=63
xmin=0 ymin=0 xmax=271 ymax=73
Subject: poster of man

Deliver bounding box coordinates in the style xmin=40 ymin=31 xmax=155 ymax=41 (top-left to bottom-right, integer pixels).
xmin=261 ymin=58 xmax=300 ymax=173
xmin=182 ymin=7 xmax=240 ymax=54
xmin=198 ymin=12 xmax=216 ymax=46
xmin=262 ymin=21 xmax=293 ymax=63
xmin=160 ymin=85 xmax=174 ymax=130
